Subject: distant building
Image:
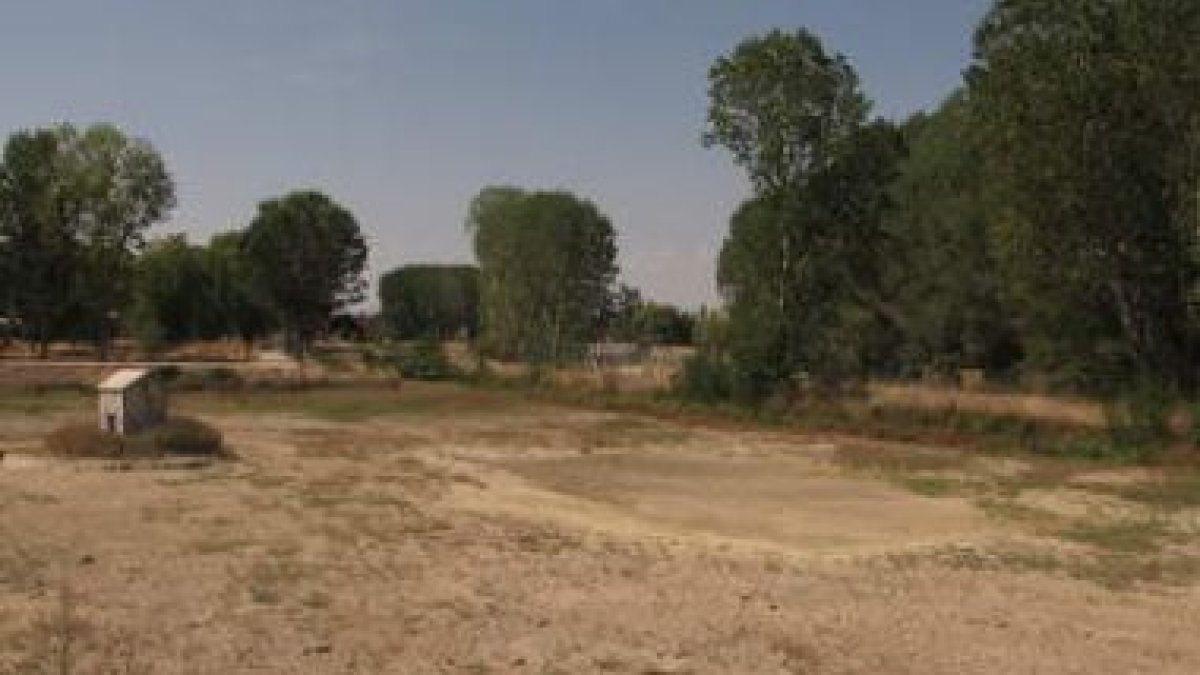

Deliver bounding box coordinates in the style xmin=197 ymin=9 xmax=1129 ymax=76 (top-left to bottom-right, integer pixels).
xmin=587 ymin=342 xmax=645 ymax=368
xmin=98 ymin=369 xmax=166 ymax=435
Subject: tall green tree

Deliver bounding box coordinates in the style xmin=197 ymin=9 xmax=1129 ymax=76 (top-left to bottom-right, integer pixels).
xmin=603 ymin=285 xmax=695 ymax=346
xmin=467 ymin=187 xmax=617 ymax=363
xmin=883 ymin=92 xmax=1017 ymax=378
xmin=70 ymin=124 xmax=176 ymax=356
xmin=0 ymin=123 xmax=173 ymax=357
xmin=126 ymin=232 xmax=273 ymax=354
xmin=241 ymin=191 xmax=368 ymax=358
xmin=127 ymin=235 xmax=219 ymax=350
xmin=705 ymin=29 xmax=904 ymax=399
xmin=704 ymin=28 xmax=870 ymax=194
xmin=968 ymin=0 xmax=1200 ymax=392
xmin=379 ymin=264 xmax=479 ymax=340
xmin=0 ymin=129 xmax=75 ymax=356
xmin=207 ymin=231 xmax=273 ymax=350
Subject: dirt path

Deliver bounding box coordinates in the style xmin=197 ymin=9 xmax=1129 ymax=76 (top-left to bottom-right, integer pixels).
xmin=1 ymin=384 xmax=1198 ymax=673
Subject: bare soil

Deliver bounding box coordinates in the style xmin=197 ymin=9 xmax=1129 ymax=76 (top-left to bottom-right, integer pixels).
xmin=1 ymin=383 xmax=1198 ymax=673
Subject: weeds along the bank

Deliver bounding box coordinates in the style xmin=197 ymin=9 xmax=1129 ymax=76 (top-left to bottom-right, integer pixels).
xmin=466 ymin=365 xmax=1198 ymax=466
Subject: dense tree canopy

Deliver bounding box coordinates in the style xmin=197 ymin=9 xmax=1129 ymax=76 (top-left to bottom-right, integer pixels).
xmin=882 ymin=92 xmax=1017 ymax=378
xmin=127 ymin=235 xmax=220 ymax=348
xmin=241 ymin=191 xmax=368 ymax=358
xmin=0 ymin=129 xmax=75 ymax=354
xmin=379 ymin=264 xmax=480 ymax=340
xmin=603 ymin=285 xmax=695 ymax=346
xmin=704 ymin=28 xmax=869 ymax=194
xmin=2 ymin=1 xmax=1197 ymax=407
xmin=468 ymin=187 xmax=617 ymax=363
xmin=126 ymin=232 xmax=273 ymax=352
xmin=968 ymin=0 xmax=1200 ymax=392
xmin=206 ymin=231 xmax=274 ymax=346
xmin=0 ymin=123 xmax=174 ymax=357
xmin=706 ymin=29 xmax=906 ymax=400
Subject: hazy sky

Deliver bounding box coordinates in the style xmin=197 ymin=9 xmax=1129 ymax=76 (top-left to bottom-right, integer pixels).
xmin=0 ymin=1 xmax=991 ymax=308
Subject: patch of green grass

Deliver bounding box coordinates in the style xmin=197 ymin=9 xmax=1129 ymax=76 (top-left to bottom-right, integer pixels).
xmin=537 ymin=382 xmax=1182 ymax=467
xmin=1101 ymin=473 xmax=1200 ymax=510
xmin=1059 ymin=518 xmax=1175 ymax=554
xmin=887 ymin=542 xmax=1065 ymax=576
xmin=975 ymin=497 xmax=1061 ymax=527
xmin=188 ymin=537 xmax=256 ymax=556
xmin=832 ymin=443 xmax=969 ymax=474
xmin=0 ymin=387 xmax=90 ymax=414
xmin=829 ymin=444 xmax=979 ymax=498
xmin=898 ymin=476 xmax=966 ymax=498
xmin=992 ymin=461 xmax=1085 ymax=497
xmin=183 ymin=383 xmax=523 ymax=422
xmin=1082 ymin=553 xmax=1200 ymax=589
xmin=250 ymin=586 xmax=281 ymax=605
xmin=888 ymin=541 xmax=1200 ymax=590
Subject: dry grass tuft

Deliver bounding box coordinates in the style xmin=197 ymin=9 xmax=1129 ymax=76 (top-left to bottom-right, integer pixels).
xmin=42 ymin=424 xmax=124 ymax=459
xmin=832 ymin=442 xmax=970 ymax=475
xmin=42 ymin=417 xmax=227 ymax=459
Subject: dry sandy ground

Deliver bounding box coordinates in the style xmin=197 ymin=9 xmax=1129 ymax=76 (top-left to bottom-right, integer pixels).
xmin=1 ymin=384 xmax=1199 ymax=674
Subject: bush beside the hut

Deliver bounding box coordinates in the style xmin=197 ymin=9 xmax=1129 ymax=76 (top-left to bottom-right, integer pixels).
xmin=43 ymin=417 xmax=226 ymax=459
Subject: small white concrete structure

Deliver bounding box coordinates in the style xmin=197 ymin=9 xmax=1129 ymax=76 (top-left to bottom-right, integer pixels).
xmin=98 ymin=369 xmax=166 ymax=435
xmin=587 ymin=342 xmax=645 ymax=368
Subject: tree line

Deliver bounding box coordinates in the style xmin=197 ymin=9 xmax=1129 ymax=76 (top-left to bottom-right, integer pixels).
xmin=380 ymin=189 xmax=696 ymax=360
xmin=0 ymin=123 xmax=368 ymax=359
xmin=0 ymin=124 xmax=688 ymax=363
xmin=0 ymin=123 xmax=688 ymax=363
xmin=6 ymin=0 xmax=1194 ymax=402
xmin=688 ymin=0 xmax=1200 ymax=402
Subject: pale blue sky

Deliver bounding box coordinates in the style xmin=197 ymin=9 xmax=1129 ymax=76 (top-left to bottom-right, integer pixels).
xmin=0 ymin=1 xmax=991 ymax=307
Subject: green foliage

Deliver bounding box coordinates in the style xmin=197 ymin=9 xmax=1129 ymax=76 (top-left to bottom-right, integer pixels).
xmin=1096 ymin=384 xmax=1175 ymax=461
xmin=128 ymin=235 xmax=217 ymax=349
xmin=968 ymin=0 xmax=1200 ymax=393
xmin=206 ymin=231 xmax=274 ymax=344
xmin=604 ymin=285 xmax=695 ymax=345
xmin=704 ymin=29 xmax=909 ymax=401
xmin=0 ymin=129 xmax=74 ymax=355
xmin=715 ymin=125 xmax=907 ymax=400
xmin=676 ymin=352 xmax=733 ymax=403
xmin=379 ymin=264 xmax=479 ymax=340
xmin=883 ymin=92 xmax=1019 ymax=379
xmin=698 ymin=10 xmax=1200 ymax=408
xmin=467 ymin=186 xmax=617 ymax=364
xmin=241 ymin=190 xmax=368 ymax=358
xmin=383 ymin=338 xmax=456 ymax=381
xmin=704 ymin=28 xmax=869 ymax=193
xmin=127 ymin=232 xmax=274 ymax=352
xmin=0 ymin=123 xmax=174 ymax=357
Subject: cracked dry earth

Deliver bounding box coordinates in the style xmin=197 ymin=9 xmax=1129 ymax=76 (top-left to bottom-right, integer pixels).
xmin=2 ymin=383 xmax=1200 ymax=673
